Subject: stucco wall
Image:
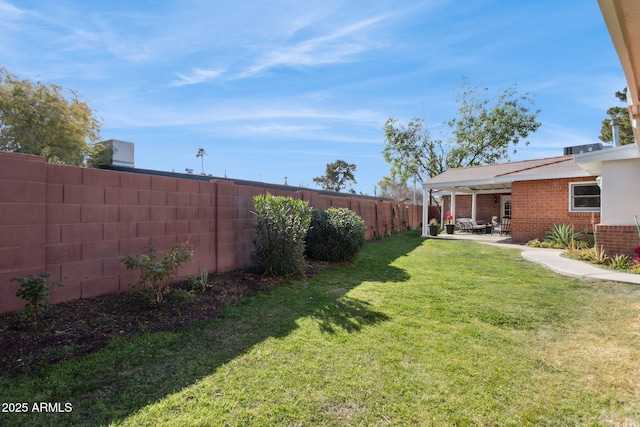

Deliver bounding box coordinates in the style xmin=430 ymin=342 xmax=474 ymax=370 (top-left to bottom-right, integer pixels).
xmin=600 ymin=158 xmax=640 ymax=225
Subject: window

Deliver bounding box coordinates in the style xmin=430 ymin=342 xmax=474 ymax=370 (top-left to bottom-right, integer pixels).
xmin=500 ymin=195 xmax=512 ymax=218
xmin=569 ymin=182 xmax=600 ymax=212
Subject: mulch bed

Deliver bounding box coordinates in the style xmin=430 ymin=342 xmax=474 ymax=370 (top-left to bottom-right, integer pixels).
xmin=0 ymin=265 xmax=325 ymax=379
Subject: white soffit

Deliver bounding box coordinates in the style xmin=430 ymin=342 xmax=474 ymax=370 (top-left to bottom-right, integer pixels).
xmin=574 ymin=143 xmax=640 ymax=175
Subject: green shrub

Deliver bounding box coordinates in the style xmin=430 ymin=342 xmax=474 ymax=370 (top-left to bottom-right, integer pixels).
xmin=185 ymin=267 xmax=210 ymax=293
xmin=12 ymin=272 xmax=63 ymax=322
xmin=546 ymin=224 xmax=584 ymax=249
xmin=566 ymin=245 xmax=609 ymax=265
xmin=252 ymin=193 xmax=312 ymax=275
xmin=123 ymin=242 xmax=193 ymax=303
xmin=305 ymin=207 xmax=367 ymax=262
xmin=609 ymin=254 xmax=630 ymax=270
xmin=526 ymin=238 xmax=564 ymax=249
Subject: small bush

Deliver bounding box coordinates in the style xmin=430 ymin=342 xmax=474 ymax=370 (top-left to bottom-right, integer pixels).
xmin=566 ymin=245 xmax=609 ymax=265
xmin=185 ymin=267 xmax=210 ymax=293
xmin=123 ymin=242 xmax=193 ymax=303
xmin=610 ymin=254 xmax=630 ymax=270
xmin=305 ymin=207 xmax=367 ymax=262
xmin=526 ymin=238 xmax=564 ymax=249
xmin=12 ymin=272 xmax=63 ymax=322
xmin=252 ymin=193 xmax=312 ymax=275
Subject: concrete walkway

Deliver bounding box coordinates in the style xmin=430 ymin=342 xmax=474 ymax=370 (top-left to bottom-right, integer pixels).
xmin=425 ymin=232 xmax=640 ymax=285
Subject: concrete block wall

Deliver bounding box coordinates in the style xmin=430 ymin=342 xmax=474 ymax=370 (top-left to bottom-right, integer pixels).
xmin=0 ymin=152 xmax=422 ymax=313
xmin=0 ymin=153 xmax=48 ymax=312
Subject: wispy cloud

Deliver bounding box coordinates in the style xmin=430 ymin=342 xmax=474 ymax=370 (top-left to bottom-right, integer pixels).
xmin=170 ymin=68 xmax=226 ymax=87
xmin=234 ymin=15 xmax=387 ymax=79
xmin=0 ymin=0 xmax=22 ymax=17
xmin=103 ymin=101 xmax=383 ymax=129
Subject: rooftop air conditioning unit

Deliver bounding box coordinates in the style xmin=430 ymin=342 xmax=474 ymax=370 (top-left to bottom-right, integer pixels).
xmin=563 ymin=143 xmax=603 ymax=155
xmin=101 ymin=140 xmax=134 ymax=167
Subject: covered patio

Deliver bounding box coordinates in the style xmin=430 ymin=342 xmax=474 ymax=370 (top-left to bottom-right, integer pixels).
xmin=420 ymin=155 xmax=595 ymax=241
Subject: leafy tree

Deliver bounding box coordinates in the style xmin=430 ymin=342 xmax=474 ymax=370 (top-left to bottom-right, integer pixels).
xmin=0 ymin=67 xmax=101 ymax=166
xmin=599 ymin=88 xmax=634 ymax=146
xmin=378 ymin=173 xmax=423 ymax=204
xmin=313 ymin=159 xmax=357 ymax=192
xmin=446 ymin=78 xmax=541 ymax=168
xmin=383 ymin=77 xmax=541 ymax=181
xmin=85 ymin=141 xmax=114 ymax=168
xmin=382 ymin=117 xmax=445 ymax=182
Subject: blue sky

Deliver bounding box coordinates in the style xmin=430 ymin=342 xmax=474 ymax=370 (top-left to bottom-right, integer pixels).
xmin=1 ymin=0 xmax=626 ymax=195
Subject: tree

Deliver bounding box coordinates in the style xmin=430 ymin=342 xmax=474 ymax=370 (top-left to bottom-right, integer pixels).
xmin=382 ymin=77 xmax=541 ymax=182
xmin=378 ymin=173 xmax=423 ymax=204
xmin=382 ymin=117 xmax=445 ymax=182
xmin=0 ymin=67 xmax=101 ymax=166
xmin=599 ymin=88 xmax=634 ymax=146
xmin=196 ymin=147 xmax=207 ymax=174
xmin=313 ymin=160 xmax=357 ymax=192
xmin=446 ymin=78 xmax=541 ymax=168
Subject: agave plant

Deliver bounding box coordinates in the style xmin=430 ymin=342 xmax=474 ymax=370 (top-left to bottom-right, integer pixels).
xmin=545 ymin=224 xmax=583 ymax=249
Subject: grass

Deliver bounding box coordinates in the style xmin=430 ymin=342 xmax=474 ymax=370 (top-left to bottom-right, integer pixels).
xmin=2 ymin=232 xmax=640 ymax=426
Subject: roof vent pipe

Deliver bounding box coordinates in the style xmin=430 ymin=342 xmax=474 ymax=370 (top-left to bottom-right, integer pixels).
xmin=611 ymin=119 xmax=620 ymax=146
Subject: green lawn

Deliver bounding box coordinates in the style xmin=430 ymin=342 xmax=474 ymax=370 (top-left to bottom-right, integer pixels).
xmin=2 ymin=232 xmax=639 ymax=426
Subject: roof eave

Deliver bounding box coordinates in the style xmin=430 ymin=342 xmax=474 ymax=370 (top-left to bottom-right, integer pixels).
xmin=598 ymin=0 xmax=640 ymax=146
xmin=422 ymin=170 xmax=590 ymax=192
xmin=574 ymin=143 xmax=640 ymax=175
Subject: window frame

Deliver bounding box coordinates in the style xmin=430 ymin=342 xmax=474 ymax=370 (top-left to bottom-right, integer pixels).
xmin=568 ymin=181 xmax=601 ymax=212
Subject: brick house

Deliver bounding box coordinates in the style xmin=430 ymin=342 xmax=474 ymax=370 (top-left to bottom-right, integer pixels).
xmin=421 ymin=0 xmax=640 ymax=260
xmin=420 ymin=154 xmax=601 ymax=244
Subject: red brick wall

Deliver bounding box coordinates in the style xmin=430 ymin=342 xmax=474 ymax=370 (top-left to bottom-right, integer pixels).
xmin=511 ymin=177 xmax=600 ymax=243
xmin=594 ymin=225 xmax=638 ymax=260
xmin=0 ymin=152 xmax=422 ymax=313
xmin=442 ymin=194 xmax=507 ymax=223
xmin=440 ymin=178 xmax=600 ymax=243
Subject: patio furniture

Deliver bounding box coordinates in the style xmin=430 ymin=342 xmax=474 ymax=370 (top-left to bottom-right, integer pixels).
xmin=455 ymin=218 xmax=486 ymax=233
xmin=494 ymin=216 xmax=511 ymax=236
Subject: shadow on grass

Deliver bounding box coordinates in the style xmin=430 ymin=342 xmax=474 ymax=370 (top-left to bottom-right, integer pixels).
xmin=312 ymin=296 xmax=391 ymax=334
xmin=0 ymin=232 xmax=423 ymax=427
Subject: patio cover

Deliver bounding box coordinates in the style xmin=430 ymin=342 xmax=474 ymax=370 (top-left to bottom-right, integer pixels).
xmin=422 ymin=155 xmax=591 ymax=194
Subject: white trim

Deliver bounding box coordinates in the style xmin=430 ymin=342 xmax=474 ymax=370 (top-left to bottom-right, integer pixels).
xmin=422 ymin=170 xmax=591 ymax=191
xmin=574 ymin=144 xmax=640 ymax=175
xmin=500 ymin=195 xmax=512 ymax=219
xmin=568 ymin=181 xmax=601 ymax=213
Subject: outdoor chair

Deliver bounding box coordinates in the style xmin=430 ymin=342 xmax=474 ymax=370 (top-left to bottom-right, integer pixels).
xmin=492 ymin=216 xmax=511 ymax=236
